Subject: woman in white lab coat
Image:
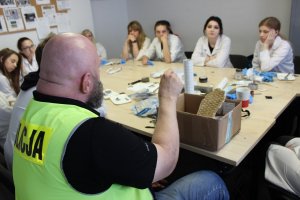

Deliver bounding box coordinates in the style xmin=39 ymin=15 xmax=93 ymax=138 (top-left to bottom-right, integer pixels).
xmin=252 ymin=17 xmax=294 ymax=73
xmin=142 ymin=20 xmax=185 ymax=64
xmin=191 ymin=16 xmax=232 ymax=67
xmin=82 ymin=29 xmax=107 ymax=59
xmin=121 ymin=21 xmax=151 ymax=61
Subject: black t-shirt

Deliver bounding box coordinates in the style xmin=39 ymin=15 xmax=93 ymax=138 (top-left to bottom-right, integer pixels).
xmin=33 ymin=91 xmax=157 ymax=194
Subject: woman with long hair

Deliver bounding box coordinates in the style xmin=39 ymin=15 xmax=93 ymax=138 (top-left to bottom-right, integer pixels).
xmin=0 ymin=48 xmax=23 ymax=97
xmin=191 ymin=16 xmax=232 ymax=67
xmin=121 ymin=20 xmax=150 ymax=61
xmin=142 ymin=20 xmax=185 ymax=64
xmin=252 ymin=17 xmax=294 ymax=73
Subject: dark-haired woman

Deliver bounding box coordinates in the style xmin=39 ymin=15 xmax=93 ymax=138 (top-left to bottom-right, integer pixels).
xmin=142 ymin=20 xmax=185 ymax=64
xmin=191 ymin=16 xmax=232 ymax=67
xmin=17 ymin=37 xmax=38 ymax=74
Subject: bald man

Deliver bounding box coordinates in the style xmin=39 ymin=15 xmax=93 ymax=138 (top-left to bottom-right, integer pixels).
xmin=12 ymin=33 xmax=229 ymax=200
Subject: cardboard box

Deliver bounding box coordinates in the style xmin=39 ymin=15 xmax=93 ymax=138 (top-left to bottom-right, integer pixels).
xmin=176 ymin=93 xmax=241 ymax=151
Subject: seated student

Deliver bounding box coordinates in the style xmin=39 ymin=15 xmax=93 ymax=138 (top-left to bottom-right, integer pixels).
xmin=121 ymin=20 xmax=151 ymax=61
xmin=142 ymin=20 xmax=185 ymax=64
xmin=0 ymin=48 xmax=22 ymax=98
xmin=265 ymin=136 xmax=300 ymax=196
xmin=0 ymin=48 xmax=22 ymax=150
xmin=13 ymin=33 xmax=229 ymax=200
xmin=3 ymin=34 xmax=55 ymax=171
xmin=82 ymin=29 xmax=107 ymax=59
xmin=191 ymin=16 xmax=232 ymax=67
xmin=17 ymin=37 xmax=38 ymax=74
xmin=252 ymin=17 xmax=294 ymax=73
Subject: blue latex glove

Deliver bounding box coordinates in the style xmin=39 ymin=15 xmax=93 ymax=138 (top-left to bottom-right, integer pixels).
xmin=120 ymin=59 xmax=126 ymax=64
xmin=259 ymin=72 xmax=276 ymax=82
xmin=101 ymin=59 xmax=108 ymax=65
xmin=147 ymin=60 xmax=154 ymax=66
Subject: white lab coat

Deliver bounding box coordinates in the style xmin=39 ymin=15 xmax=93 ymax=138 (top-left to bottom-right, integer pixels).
xmin=252 ymin=36 xmax=294 ymax=73
xmin=265 ymin=137 xmax=300 ymax=196
xmin=96 ymin=42 xmax=107 ymax=59
xmin=145 ymin=34 xmax=185 ymax=63
xmin=22 ymin=55 xmax=38 ymax=75
xmin=126 ymin=37 xmax=151 ymax=61
xmin=191 ymin=35 xmax=232 ymax=67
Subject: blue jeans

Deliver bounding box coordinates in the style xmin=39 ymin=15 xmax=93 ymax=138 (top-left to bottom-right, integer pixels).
xmin=155 ymin=170 xmax=229 ymax=200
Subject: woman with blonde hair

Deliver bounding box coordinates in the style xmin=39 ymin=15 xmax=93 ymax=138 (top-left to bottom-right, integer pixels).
xmin=82 ymin=29 xmax=107 ymax=59
xmin=252 ymin=17 xmax=294 ymax=73
xmin=122 ymin=20 xmax=150 ymax=61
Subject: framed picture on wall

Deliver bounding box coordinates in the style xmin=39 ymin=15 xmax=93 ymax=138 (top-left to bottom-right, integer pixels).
xmin=0 ymin=0 xmax=16 ymax=8
xmin=15 ymin=0 xmax=30 ymax=7
xmin=36 ymin=0 xmax=50 ymax=5
xmin=20 ymin=6 xmax=37 ymax=29
xmin=3 ymin=7 xmax=24 ymax=31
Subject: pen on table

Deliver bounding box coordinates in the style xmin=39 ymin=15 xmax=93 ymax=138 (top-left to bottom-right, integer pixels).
xmin=128 ymin=77 xmax=150 ymax=85
xmin=145 ymin=126 xmax=155 ymax=129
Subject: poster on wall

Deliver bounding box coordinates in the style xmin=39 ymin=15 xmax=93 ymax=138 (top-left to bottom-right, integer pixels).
xmin=20 ymin=6 xmax=37 ymax=29
xmin=15 ymin=0 xmax=30 ymax=7
xmin=41 ymin=4 xmax=56 ymax=26
xmin=0 ymin=0 xmax=16 ymax=8
xmin=35 ymin=0 xmax=50 ymax=5
xmin=3 ymin=7 xmax=24 ymax=31
xmin=56 ymin=12 xmax=70 ymax=33
xmin=56 ymin=0 xmax=70 ymax=11
xmin=0 ymin=16 xmax=8 ymax=33
xmin=35 ymin=17 xmax=50 ymax=39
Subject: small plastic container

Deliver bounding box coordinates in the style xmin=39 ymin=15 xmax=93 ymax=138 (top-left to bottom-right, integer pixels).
xmin=234 ymin=68 xmax=243 ymax=80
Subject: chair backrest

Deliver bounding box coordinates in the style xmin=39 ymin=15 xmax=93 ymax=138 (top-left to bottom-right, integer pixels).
xmin=230 ymin=54 xmax=250 ymax=69
xmin=294 ymin=56 xmax=300 ymax=74
xmin=184 ymin=51 xmax=193 ymax=59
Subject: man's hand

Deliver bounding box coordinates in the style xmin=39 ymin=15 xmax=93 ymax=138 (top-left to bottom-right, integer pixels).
xmin=159 ymin=69 xmax=183 ymax=101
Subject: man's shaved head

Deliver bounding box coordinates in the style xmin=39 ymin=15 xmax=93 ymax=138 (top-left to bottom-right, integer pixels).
xmin=37 ymin=33 xmax=102 ymax=106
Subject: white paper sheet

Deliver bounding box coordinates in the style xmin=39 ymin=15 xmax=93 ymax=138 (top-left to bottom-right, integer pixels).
xmin=56 ymin=13 xmax=70 ymax=33
xmin=0 ymin=16 xmax=8 ymax=33
xmin=56 ymin=0 xmax=71 ymax=11
xmin=20 ymin=6 xmax=37 ymax=29
xmin=3 ymin=7 xmax=24 ymax=32
xmin=35 ymin=17 xmax=51 ymax=39
xmin=41 ymin=4 xmax=57 ymax=26
xmin=35 ymin=0 xmax=50 ymax=5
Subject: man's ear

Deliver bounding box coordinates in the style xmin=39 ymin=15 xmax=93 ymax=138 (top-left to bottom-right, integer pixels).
xmin=81 ymin=73 xmax=92 ymax=94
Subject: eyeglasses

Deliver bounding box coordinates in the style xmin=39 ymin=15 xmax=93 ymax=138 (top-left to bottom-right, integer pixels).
xmin=22 ymin=44 xmax=35 ymax=51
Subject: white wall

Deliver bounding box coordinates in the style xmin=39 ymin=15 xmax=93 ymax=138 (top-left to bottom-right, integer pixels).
xmin=90 ymin=0 xmax=128 ymax=59
xmin=0 ymin=0 xmax=94 ymax=51
xmin=126 ymin=0 xmax=292 ymax=56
